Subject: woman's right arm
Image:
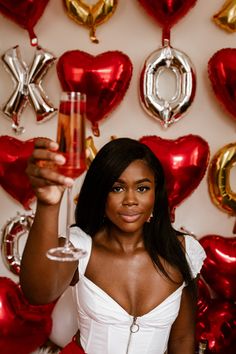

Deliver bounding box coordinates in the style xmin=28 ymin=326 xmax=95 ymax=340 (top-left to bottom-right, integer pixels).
xmin=20 ymin=138 xmax=78 ymax=305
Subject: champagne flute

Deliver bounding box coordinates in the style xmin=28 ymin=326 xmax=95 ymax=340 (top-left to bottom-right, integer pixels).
xmin=46 ymin=91 xmax=87 ymax=262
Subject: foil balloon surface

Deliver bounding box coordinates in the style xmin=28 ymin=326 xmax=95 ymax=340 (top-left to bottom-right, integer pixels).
xmin=208 ymin=143 xmax=236 ymax=216
xmin=196 ymin=298 xmax=236 ymax=354
xmin=140 ymin=41 xmax=196 ymax=128
xmin=2 ymin=45 xmax=57 ymax=134
xmin=63 ymin=0 xmax=118 ymax=43
xmin=0 ymin=0 xmax=50 ymax=45
xmin=86 ymin=136 xmax=98 ymax=166
xmin=57 ymin=50 xmax=133 ymax=136
xmin=200 ymin=235 xmax=236 ymax=301
xmin=208 ymin=48 xmax=236 ymax=121
xmin=140 ymin=135 xmax=210 ymax=221
xmin=137 ymin=0 xmax=197 ymax=31
xmin=213 ymin=0 xmax=236 ymax=32
xmin=138 ymin=0 xmax=198 ymax=41
xmin=0 ymin=135 xmax=36 ymax=208
xmin=0 ymin=277 xmax=55 ymax=354
xmin=197 ymin=278 xmax=211 ymax=318
xmin=1 ymin=212 xmax=34 ymax=275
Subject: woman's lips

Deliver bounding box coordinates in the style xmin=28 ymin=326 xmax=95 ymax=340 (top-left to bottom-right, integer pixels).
xmin=119 ymin=213 xmax=141 ymax=223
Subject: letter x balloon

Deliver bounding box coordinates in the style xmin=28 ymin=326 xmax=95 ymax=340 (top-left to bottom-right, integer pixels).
xmin=2 ymin=46 xmax=57 ymax=134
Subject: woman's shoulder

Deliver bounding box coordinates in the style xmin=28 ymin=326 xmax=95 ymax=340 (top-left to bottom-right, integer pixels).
xmin=70 ymin=226 xmax=92 ymax=249
xmin=180 ymin=234 xmax=207 ymax=278
xmin=70 ymin=226 xmax=92 ymax=275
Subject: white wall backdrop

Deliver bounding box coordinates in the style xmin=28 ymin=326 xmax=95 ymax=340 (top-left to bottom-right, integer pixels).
xmin=0 ymin=0 xmax=235 ymax=286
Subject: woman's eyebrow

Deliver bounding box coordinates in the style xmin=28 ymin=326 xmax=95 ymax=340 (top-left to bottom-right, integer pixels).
xmin=135 ymin=178 xmax=153 ymax=184
xmin=115 ymin=178 xmax=153 ymax=184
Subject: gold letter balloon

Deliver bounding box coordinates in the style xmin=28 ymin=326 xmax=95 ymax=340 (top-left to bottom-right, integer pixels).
xmin=213 ymin=0 xmax=236 ymax=32
xmin=208 ymin=143 xmax=236 ymax=217
xmin=63 ymin=0 xmax=118 ymax=43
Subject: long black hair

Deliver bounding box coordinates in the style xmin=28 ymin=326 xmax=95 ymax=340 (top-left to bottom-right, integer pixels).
xmin=75 ymin=138 xmax=193 ymax=285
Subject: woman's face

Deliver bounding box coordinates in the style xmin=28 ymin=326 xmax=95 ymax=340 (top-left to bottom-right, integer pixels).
xmin=105 ymin=159 xmax=155 ymax=234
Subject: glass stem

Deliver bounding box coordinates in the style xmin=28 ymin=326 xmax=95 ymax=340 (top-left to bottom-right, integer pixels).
xmin=65 ymin=186 xmax=73 ymax=248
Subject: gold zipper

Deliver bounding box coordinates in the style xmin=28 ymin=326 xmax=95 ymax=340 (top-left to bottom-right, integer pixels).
xmin=126 ymin=316 xmax=139 ymax=354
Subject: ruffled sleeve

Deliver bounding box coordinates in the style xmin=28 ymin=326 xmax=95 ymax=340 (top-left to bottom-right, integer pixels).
xmin=184 ymin=235 xmax=206 ymax=278
xmin=70 ymin=226 xmax=92 ymax=275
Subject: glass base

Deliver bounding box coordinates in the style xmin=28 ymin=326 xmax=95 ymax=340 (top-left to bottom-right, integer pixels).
xmin=46 ymin=246 xmax=87 ymax=262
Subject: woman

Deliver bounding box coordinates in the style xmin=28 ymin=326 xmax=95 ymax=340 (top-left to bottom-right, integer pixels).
xmin=20 ymin=137 xmax=206 ymax=354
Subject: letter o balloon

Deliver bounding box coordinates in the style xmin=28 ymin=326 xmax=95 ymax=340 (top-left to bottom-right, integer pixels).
xmin=140 ymin=42 xmax=196 ymax=128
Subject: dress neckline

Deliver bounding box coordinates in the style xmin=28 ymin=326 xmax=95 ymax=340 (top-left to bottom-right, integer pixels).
xmin=82 ymin=275 xmax=185 ymax=318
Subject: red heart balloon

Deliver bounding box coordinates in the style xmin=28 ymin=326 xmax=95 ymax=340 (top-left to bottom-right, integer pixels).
xmin=197 ymin=278 xmax=211 ymax=318
xmin=196 ymin=299 xmax=236 ymax=354
xmin=57 ymin=50 xmax=133 ymax=136
xmin=138 ymin=0 xmax=197 ymax=30
xmin=200 ymin=235 xmax=236 ymax=301
xmin=0 ymin=0 xmax=49 ymax=45
xmin=0 ymin=277 xmax=55 ymax=354
xmin=139 ymin=135 xmax=210 ymax=221
xmin=0 ymin=136 xmax=36 ymax=209
xmin=208 ymin=48 xmax=236 ymax=121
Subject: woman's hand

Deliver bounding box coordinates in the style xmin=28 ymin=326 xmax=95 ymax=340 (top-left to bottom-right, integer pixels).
xmin=26 ymin=137 xmax=74 ymax=205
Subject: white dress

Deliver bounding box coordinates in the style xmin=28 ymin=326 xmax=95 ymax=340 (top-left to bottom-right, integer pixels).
xmin=70 ymin=227 xmax=206 ymax=354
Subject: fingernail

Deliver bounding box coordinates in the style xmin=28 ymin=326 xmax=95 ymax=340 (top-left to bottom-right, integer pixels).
xmin=54 ymin=155 xmax=65 ymax=164
xmin=64 ymin=177 xmax=74 ymax=186
xmin=49 ymin=141 xmax=58 ymax=150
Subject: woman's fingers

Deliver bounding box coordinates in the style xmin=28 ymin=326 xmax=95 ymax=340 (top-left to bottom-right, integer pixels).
xmin=31 ymin=139 xmax=63 ymax=165
xmin=32 ymin=138 xmax=64 ymax=164
xmin=26 ymin=163 xmax=74 ymax=187
xmin=26 ymin=137 xmax=74 ymax=188
xmin=34 ymin=137 xmax=58 ymax=151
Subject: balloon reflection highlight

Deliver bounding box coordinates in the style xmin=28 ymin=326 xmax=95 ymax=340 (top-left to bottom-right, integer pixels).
xmin=208 ymin=143 xmax=236 ymax=217
xmin=2 ymin=46 xmax=57 ymax=134
xmin=1 ymin=212 xmax=34 ymax=275
xmin=140 ymin=41 xmax=196 ymax=128
xmin=140 ymin=135 xmax=209 ymax=221
xmin=213 ymin=0 xmax=236 ymax=32
xmin=63 ymin=0 xmax=118 ymax=43
xmin=200 ymin=235 xmax=236 ymax=301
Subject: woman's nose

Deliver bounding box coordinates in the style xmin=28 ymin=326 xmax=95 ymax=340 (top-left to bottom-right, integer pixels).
xmin=122 ymin=189 xmax=138 ymax=205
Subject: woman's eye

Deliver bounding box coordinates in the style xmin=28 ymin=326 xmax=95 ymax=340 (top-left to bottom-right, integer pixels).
xmin=137 ymin=185 xmax=150 ymax=192
xmin=112 ymin=185 xmax=124 ymax=193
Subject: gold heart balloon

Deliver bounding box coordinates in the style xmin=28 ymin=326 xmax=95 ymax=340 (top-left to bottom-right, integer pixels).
xmin=213 ymin=0 xmax=236 ymax=32
xmin=63 ymin=0 xmax=118 ymax=43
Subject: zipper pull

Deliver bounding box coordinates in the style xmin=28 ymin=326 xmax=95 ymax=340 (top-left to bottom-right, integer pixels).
xmin=126 ymin=317 xmax=140 ymax=354
xmin=130 ymin=316 xmax=139 ymax=333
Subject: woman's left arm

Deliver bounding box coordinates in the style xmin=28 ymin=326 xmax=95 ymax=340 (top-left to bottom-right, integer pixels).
xmin=168 ymin=280 xmax=197 ymax=354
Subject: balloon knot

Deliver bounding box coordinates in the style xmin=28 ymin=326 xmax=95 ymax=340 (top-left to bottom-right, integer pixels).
xmin=90 ymin=27 xmax=99 ymax=44
xmin=162 ymin=27 xmax=171 ymax=46
xmin=92 ymin=124 xmax=100 ymax=137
